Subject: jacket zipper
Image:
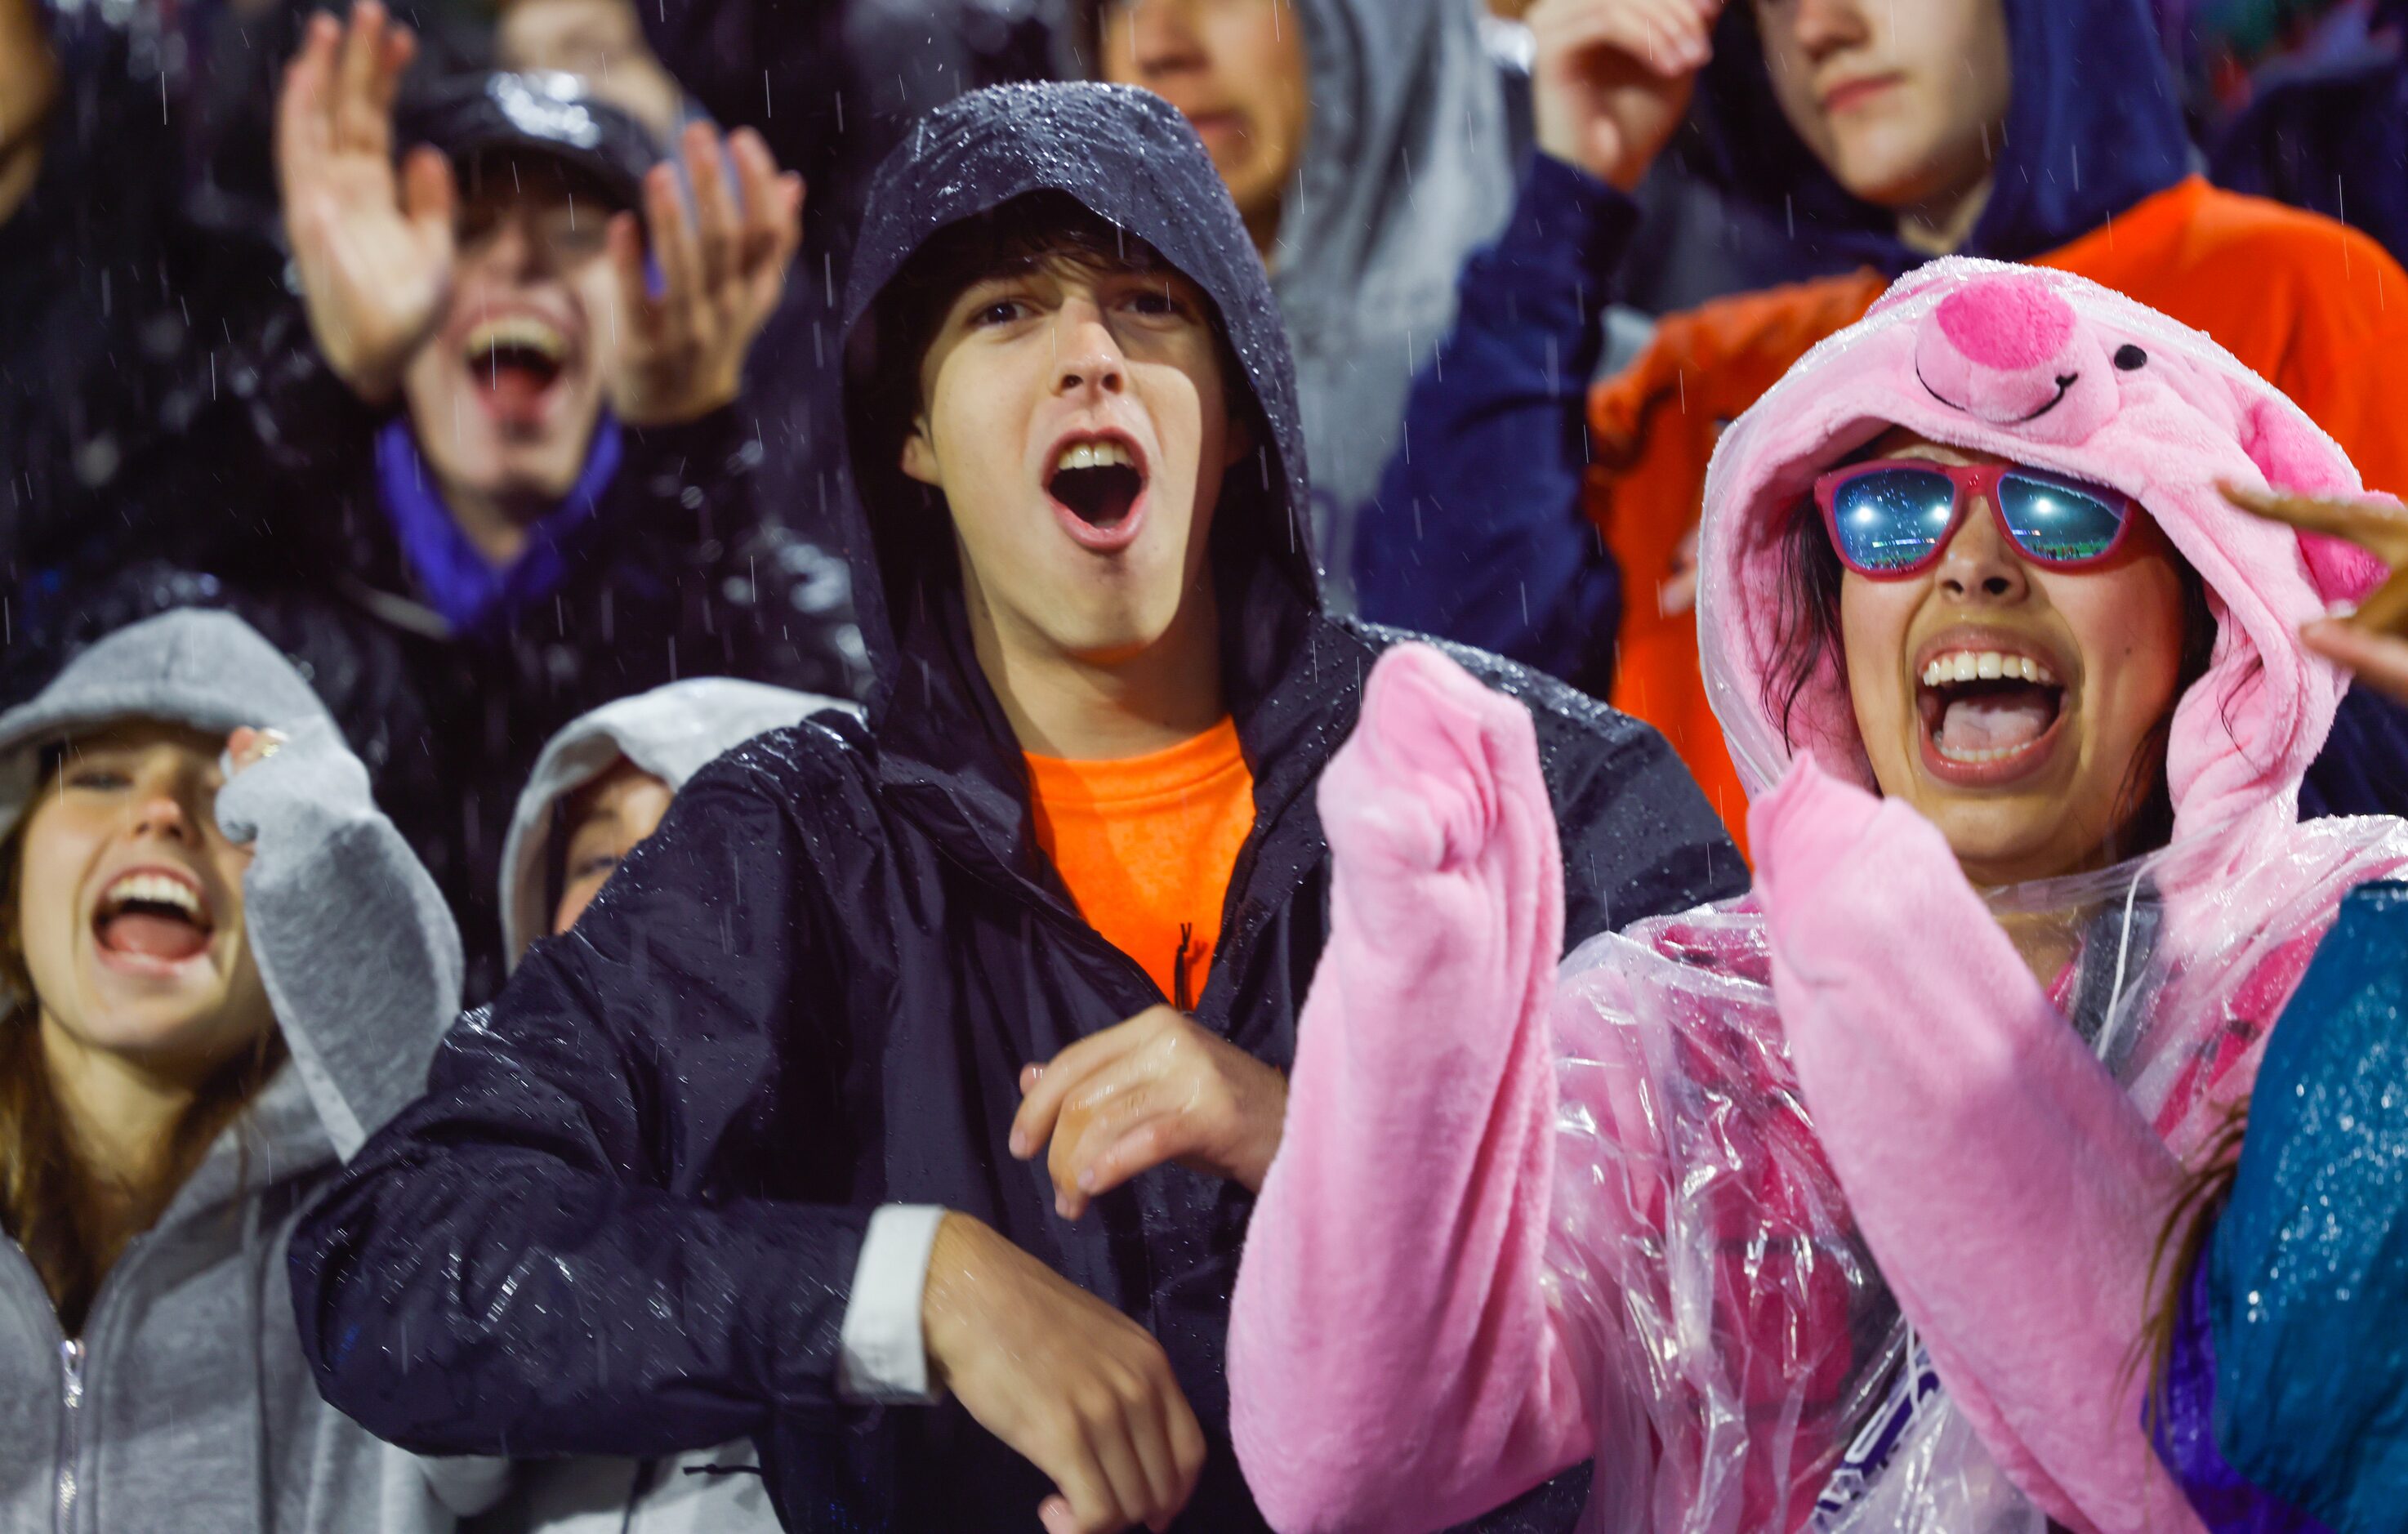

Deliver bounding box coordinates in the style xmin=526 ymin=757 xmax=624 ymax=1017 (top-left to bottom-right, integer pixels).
xmin=56 ymin=1338 xmax=84 ymax=1534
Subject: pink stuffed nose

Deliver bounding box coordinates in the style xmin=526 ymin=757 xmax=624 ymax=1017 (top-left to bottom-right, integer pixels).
xmin=1912 ymin=272 xmax=2111 ymax=437
xmin=1933 ymin=276 xmax=2076 ymax=370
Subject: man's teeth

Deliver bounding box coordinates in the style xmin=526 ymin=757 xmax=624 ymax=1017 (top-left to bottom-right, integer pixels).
xmin=1920 ymin=651 xmax=2059 ymax=688
xmin=105 ymin=872 xmax=202 ymax=918
xmin=1055 ymin=440 xmax=1136 ymax=475
xmin=465 ymin=315 xmax=567 ymax=364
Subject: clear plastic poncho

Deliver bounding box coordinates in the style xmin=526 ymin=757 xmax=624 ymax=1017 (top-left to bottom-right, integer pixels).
xmin=1541 ymin=812 xmax=2408 ymax=1534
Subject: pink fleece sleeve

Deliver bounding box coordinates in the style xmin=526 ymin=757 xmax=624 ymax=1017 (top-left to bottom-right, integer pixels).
xmin=1229 ymin=644 xmax=1595 ymax=1534
xmin=1749 ymin=758 xmax=2205 ymax=1534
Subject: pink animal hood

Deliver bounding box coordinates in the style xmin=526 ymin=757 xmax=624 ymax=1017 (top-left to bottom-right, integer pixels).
xmin=1696 ymin=256 xmax=2386 ymax=851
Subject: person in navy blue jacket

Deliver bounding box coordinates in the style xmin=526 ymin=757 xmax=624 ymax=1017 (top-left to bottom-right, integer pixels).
xmin=288 ymin=82 xmax=1740 ymax=1534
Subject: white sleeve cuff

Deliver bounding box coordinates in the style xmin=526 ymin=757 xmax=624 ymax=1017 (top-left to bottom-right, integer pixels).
xmin=836 ymin=1204 xmax=947 ymax=1405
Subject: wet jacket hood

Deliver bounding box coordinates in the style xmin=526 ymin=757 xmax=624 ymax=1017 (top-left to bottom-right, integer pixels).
xmin=499 ymin=677 xmax=862 ymax=964
xmin=839 ymin=82 xmax=1316 ymax=727
xmin=1697 ymin=259 xmax=2388 ymax=852
xmin=1685 ymin=0 xmax=2192 ymax=273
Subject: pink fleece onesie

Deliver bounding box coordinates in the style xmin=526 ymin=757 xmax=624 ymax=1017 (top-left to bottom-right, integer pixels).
xmin=1229 ymin=262 xmax=2408 ymax=1534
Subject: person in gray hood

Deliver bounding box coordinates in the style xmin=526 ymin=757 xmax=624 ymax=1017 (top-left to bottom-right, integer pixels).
xmin=476 ymin=676 xmax=852 ymax=1534
xmin=1083 ymin=0 xmax=1517 ymax=610
xmin=0 ymin=608 xmax=500 ymax=1533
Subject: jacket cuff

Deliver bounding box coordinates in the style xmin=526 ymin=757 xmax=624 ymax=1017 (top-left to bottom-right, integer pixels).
xmin=835 ymin=1205 xmax=948 ymax=1405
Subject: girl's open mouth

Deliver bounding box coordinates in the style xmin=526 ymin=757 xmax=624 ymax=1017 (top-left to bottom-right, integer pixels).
xmin=1915 ymin=647 xmax=2069 ymax=786
xmin=91 ymin=867 xmax=216 ymax=970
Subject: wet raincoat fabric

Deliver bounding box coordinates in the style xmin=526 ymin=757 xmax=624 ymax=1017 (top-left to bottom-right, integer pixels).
xmin=1271 ymin=0 xmax=1516 ymax=612
xmin=1352 ymin=0 xmax=2408 ymax=855
xmin=20 ymin=317 xmax=869 ymax=999
xmin=2150 ymin=877 xmax=2408 ymax=1534
xmin=288 ymin=82 xmax=1741 ymax=1534
xmin=0 ymin=609 xmax=502 ymax=1533
xmin=1231 ymin=261 xmax=2408 ymax=1534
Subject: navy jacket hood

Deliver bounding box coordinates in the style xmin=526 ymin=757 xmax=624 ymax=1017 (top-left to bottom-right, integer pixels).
xmin=1683 ymin=0 xmax=2192 ymax=274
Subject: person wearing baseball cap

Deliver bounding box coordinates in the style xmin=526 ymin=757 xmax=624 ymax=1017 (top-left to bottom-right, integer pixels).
xmin=34 ymin=2 xmax=866 ymax=997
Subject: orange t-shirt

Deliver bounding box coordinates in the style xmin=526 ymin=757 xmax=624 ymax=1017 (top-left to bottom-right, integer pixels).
xmin=1025 ymin=718 xmax=1256 ymax=1010
xmin=1595 ymin=176 xmax=2408 ymax=858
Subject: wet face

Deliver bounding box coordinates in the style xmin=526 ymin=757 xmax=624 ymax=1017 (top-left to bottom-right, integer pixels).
xmin=902 ymin=253 xmax=1245 ymax=668
xmin=497 ymin=0 xmax=684 ymax=140
xmin=1838 ymin=431 xmax=2192 ymax=885
xmin=15 ymin=724 xmax=272 ymax=1081
xmin=550 ymin=759 xmax=674 ymax=936
xmin=1754 ymin=0 xmax=2010 ymax=215
xmin=1097 ymin=0 xmax=1311 ymax=247
xmin=400 ymin=158 xmax=626 ymax=515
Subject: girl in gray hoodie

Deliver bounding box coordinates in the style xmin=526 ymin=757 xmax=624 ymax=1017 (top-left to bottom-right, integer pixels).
xmin=474 ymin=676 xmax=851 ymax=1534
xmin=0 ymin=609 xmax=501 ymax=1533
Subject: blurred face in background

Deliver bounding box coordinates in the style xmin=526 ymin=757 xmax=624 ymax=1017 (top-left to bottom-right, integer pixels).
xmin=497 ymin=0 xmax=684 ymax=140
xmin=16 ymin=724 xmax=274 ymax=1085
xmin=400 ymin=155 xmax=627 ymax=528
xmin=1754 ymin=0 xmax=2011 ymax=247
xmin=551 ymin=759 xmax=674 ymax=935
xmin=1096 ymin=0 xmax=1311 ymax=253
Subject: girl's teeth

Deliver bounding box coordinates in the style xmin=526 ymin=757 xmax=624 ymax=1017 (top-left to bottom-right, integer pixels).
xmin=106 ymin=872 xmax=200 ymax=915
xmin=1920 ymin=651 xmax=2060 ymax=689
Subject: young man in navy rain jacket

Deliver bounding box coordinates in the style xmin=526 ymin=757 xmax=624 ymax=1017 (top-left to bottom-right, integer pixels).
xmin=291 ymin=81 xmax=1741 ymax=1533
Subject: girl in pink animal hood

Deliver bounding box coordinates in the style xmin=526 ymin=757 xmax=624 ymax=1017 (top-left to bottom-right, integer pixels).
xmin=1226 ymin=259 xmax=2408 ymax=1534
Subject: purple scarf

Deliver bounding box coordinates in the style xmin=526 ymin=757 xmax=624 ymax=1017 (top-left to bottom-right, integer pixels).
xmin=373 ymin=415 xmax=625 ymax=635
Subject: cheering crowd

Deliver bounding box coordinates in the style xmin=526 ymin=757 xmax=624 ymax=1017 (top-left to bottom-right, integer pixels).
xmin=5 ymin=0 xmax=2408 ymax=1531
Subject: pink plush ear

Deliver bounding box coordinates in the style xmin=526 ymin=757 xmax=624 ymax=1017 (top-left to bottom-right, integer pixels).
xmin=2236 ymin=393 xmax=2390 ymax=605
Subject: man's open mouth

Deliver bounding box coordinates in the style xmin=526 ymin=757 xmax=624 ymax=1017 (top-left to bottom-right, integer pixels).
xmin=93 ymin=869 xmax=215 ymax=964
xmin=1916 ymin=648 xmax=2067 ymax=769
xmin=465 ymin=314 xmax=569 ymax=420
xmin=1046 ymin=437 xmax=1148 ymax=533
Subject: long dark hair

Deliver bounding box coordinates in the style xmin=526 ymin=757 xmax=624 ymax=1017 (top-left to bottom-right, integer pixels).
xmin=1762 ymin=499 xmax=2218 ymax=863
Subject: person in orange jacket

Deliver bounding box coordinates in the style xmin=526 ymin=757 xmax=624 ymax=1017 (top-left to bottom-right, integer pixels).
xmin=1358 ymin=0 xmax=2408 ymax=854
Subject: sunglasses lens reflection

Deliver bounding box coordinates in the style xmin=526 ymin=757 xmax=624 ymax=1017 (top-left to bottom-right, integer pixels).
xmin=1999 ymin=470 xmax=2129 ymax=564
xmin=1831 ymin=468 xmax=1958 ymax=573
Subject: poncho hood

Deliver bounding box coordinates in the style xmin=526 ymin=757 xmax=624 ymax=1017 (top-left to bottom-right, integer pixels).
xmin=1685 ymin=0 xmax=2193 ymax=274
xmin=498 ymin=676 xmax=858 ymax=962
xmin=1697 ymin=258 xmax=2387 ymax=850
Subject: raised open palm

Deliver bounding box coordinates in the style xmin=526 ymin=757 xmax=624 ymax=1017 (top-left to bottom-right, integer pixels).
xmin=276 ymin=2 xmax=457 ymax=404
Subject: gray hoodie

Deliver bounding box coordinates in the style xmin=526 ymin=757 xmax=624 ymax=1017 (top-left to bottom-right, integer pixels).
xmin=1273 ymin=0 xmax=1515 ymax=612
xmin=478 ymin=677 xmax=852 ymax=1534
xmin=0 ymin=610 xmax=502 ymax=1534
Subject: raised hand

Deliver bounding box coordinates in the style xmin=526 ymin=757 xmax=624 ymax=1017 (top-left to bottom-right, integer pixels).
xmin=276 ymin=2 xmax=457 ymax=405
xmin=921 ymin=1213 xmax=1206 ymax=1534
xmin=604 ymin=121 xmax=804 ymax=426
xmin=1527 ymin=0 xmax=1724 ymax=191
xmin=1009 ymin=1005 xmax=1287 ymax=1223
xmin=224 ymin=727 xmax=289 ymax=778
xmin=2224 ymin=484 xmax=2408 ymax=704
